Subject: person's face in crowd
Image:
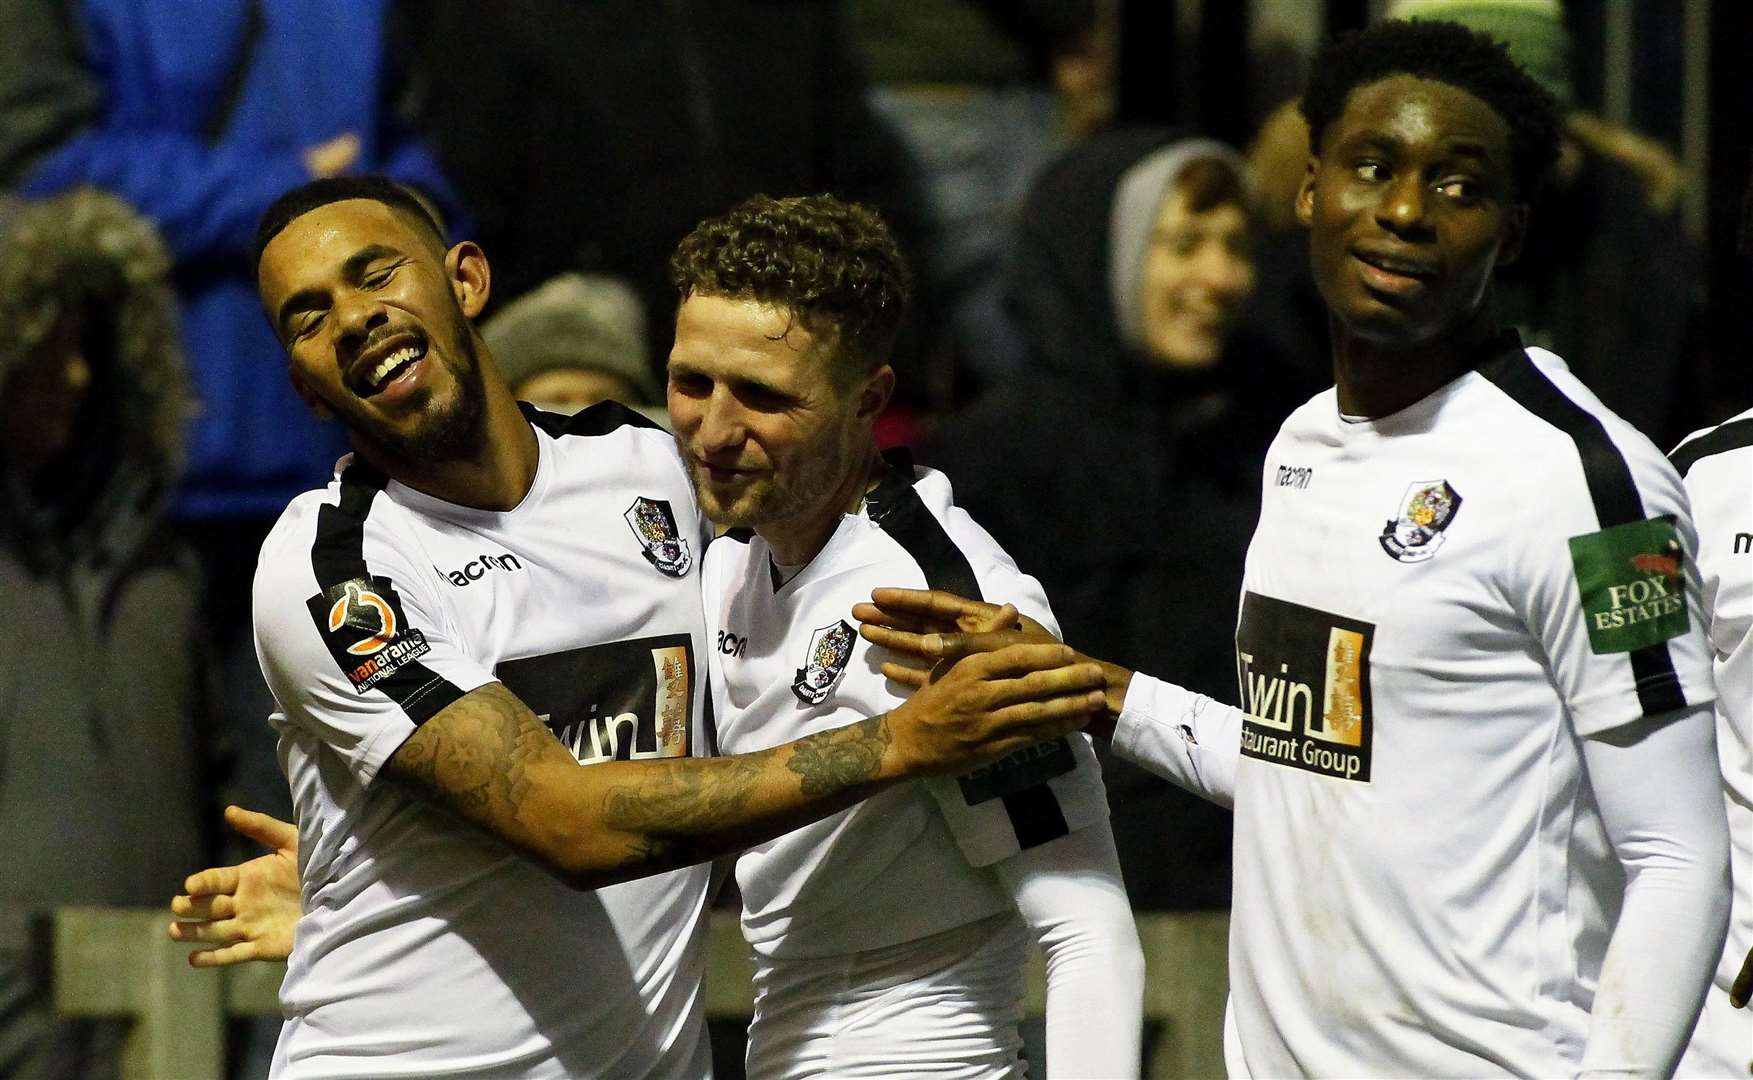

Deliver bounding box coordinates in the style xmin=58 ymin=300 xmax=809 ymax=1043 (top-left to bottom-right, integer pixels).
xmin=668 ymin=294 xmax=884 ymax=532
xmin=1296 ymin=75 xmax=1525 ymax=350
xmin=1139 ymin=185 xmax=1256 ymax=367
xmin=258 ymin=198 xmax=490 ymax=465
xmin=1 ymin=312 xmax=93 ymax=474
xmin=516 ymin=368 xmax=639 ymax=415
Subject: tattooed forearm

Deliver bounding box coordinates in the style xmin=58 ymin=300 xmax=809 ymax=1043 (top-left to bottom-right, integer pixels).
xmin=384 ymin=683 xmax=549 ymax=824
xmin=786 ymin=715 xmax=891 ymax=797
xmin=601 ymin=755 xmax=763 ymax=834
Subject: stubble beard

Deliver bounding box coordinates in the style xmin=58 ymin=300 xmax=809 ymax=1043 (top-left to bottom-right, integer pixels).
xmin=357 ymin=311 xmax=488 ymax=467
xmin=678 ymin=425 xmax=857 ymax=533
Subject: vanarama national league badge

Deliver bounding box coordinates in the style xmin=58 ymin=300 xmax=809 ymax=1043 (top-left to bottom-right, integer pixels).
xmin=625 ymin=497 xmax=692 ymax=577
xmin=793 ymin=620 xmax=856 ymax=705
xmin=1379 ymin=480 xmax=1462 ymax=562
xmin=305 ymin=576 xmax=432 ymax=694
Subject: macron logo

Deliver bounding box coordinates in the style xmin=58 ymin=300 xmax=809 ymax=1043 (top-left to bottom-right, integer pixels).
xmin=440 ymin=552 xmax=524 ymax=587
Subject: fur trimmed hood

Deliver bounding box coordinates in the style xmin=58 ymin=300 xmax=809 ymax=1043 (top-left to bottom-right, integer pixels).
xmin=0 ymin=189 xmax=192 ymax=566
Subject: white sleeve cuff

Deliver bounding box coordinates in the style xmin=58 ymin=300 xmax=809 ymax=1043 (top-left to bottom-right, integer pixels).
xmin=1112 ymin=673 xmax=1240 ymax=809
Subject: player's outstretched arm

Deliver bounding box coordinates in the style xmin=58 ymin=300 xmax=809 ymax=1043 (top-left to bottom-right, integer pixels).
xmin=168 ymin=806 xmax=301 ymax=967
xmin=380 ymin=645 xmax=1106 ymax=890
xmin=856 ymin=587 xmax=1242 ymax=806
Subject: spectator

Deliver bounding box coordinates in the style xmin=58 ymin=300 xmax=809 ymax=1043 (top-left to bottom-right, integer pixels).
xmin=480 ymin=273 xmax=664 ymax=422
xmin=0 ymin=188 xmax=208 ymax=1080
xmin=922 ymin=129 xmax=1317 ymax=910
xmin=0 ymin=0 xmax=462 ymax=834
xmin=846 ymin=0 xmax=1117 ymax=383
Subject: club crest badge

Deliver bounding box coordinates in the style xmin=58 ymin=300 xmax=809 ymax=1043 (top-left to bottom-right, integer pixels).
xmin=793 ymin=620 xmax=856 ymax=705
xmin=625 ymin=497 xmax=692 ymax=577
xmin=1379 ymin=480 xmax=1462 ymax=563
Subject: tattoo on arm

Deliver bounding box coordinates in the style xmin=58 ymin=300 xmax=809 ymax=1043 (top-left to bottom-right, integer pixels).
xmin=600 ymin=715 xmax=894 ymax=871
xmin=786 ymin=715 xmax=892 ymax=797
xmin=383 ymin=682 xmax=553 ymax=828
xmin=384 ymin=684 xmax=898 ymax=885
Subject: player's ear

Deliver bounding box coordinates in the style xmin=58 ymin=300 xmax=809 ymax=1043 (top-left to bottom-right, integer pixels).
xmin=445 ymin=241 xmax=491 ymax=318
xmin=1295 ymin=156 xmax=1318 ymax=228
xmin=287 ymin=368 xmax=333 ymax=419
xmin=856 ymin=365 xmax=895 ymax=421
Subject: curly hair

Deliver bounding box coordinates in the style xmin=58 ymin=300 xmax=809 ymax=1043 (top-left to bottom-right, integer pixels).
xmin=1300 ymin=19 xmax=1561 ymax=200
xmin=669 ymin=194 xmax=911 ymax=384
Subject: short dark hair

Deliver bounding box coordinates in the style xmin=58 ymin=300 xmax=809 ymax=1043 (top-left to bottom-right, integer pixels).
xmin=1300 ymin=19 xmax=1561 ymax=200
xmin=668 ymin=194 xmax=911 ymax=384
xmin=252 ymin=176 xmax=446 ymax=275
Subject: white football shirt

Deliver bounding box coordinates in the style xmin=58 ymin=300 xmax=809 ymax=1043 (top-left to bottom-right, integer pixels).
xmin=701 ymin=455 xmax=1110 ymax=962
xmin=1227 ymin=341 xmax=1716 ymax=1077
xmin=254 ymin=404 xmax=714 ymax=1079
xmin=1672 ymin=406 xmax=1753 ymax=1079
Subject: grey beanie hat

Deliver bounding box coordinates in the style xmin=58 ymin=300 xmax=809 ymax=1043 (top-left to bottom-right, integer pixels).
xmin=481 ymin=273 xmax=660 ymax=405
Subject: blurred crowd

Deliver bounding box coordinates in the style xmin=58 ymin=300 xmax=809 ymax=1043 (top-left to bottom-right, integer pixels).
xmin=0 ymin=0 xmax=1739 ymax=1075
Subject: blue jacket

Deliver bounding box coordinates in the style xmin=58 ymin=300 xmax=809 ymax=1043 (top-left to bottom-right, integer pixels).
xmin=7 ymin=0 xmax=460 ymax=517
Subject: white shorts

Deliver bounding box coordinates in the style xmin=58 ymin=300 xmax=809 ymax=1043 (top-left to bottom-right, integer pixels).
xmin=745 ymin=912 xmax=1029 ymax=1079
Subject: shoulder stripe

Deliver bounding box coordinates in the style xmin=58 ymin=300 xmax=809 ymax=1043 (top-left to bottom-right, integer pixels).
xmin=1670 ymin=417 xmax=1753 ymax=478
xmin=520 ymin=399 xmax=665 ymax=439
xmin=308 ymin=462 xmax=465 ymax=726
xmin=865 ymin=450 xmax=1070 ymax=849
xmin=1476 ymin=347 xmax=1687 ymax=716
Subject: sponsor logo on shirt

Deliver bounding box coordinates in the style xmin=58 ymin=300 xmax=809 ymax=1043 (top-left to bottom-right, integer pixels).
xmin=957 ymin=738 xmax=1077 ymax=805
xmin=793 ymin=620 xmax=855 ymax=705
xmin=1735 ymin=532 xmax=1751 ymax=555
xmin=1568 ymin=515 xmax=1689 ymax=654
xmin=305 ymin=577 xmax=433 ymax=693
xmin=439 ymin=551 xmax=524 ymax=587
xmin=1235 ymin=592 xmax=1374 ymax=782
xmin=1275 ymin=464 xmax=1314 ymax=490
xmin=716 ymin=629 xmax=748 ymax=657
xmin=625 ymin=497 xmax=692 ymax=578
xmin=497 ymin=634 xmax=694 ymax=764
xmin=1379 ymin=479 xmax=1462 ymax=562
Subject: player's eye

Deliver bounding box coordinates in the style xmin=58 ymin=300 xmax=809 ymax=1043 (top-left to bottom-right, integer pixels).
xmin=1435 ymin=177 xmax=1481 ymax=203
xmin=293 ymin=311 xmax=326 ymax=341
xmin=363 ymin=264 xmax=399 ymax=288
xmin=669 ymin=371 xmax=710 ymax=396
xmin=1354 ymin=161 xmax=1386 ymax=183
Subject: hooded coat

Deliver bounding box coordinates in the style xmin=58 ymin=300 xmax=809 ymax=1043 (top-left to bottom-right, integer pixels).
xmin=0 ymin=189 xmax=211 ymax=1079
xmin=921 ymin=128 xmax=1320 ymax=908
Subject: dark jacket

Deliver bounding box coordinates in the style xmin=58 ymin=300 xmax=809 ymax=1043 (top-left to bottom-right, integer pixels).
xmin=0 ymin=190 xmax=211 ymax=1078
xmin=922 ymin=129 xmax=1318 ymax=908
xmin=0 ymin=0 xmax=460 ymax=518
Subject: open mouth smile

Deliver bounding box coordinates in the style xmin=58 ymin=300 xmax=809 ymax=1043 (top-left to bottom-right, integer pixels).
xmin=353 ymin=333 xmax=429 ymax=398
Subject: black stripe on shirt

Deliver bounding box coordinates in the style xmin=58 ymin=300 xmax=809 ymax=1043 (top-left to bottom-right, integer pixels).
xmin=519 ymin=399 xmax=666 ymax=439
xmin=1669 ymin=417 xmax=1753 ymax=478
xmin=1476 ymin=341 xmax=1687 ymax=716
xmin=864 ymin=449 xmax=1071 ymax=850
xmin=307 ymin=461 xmax=465 ymax=725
